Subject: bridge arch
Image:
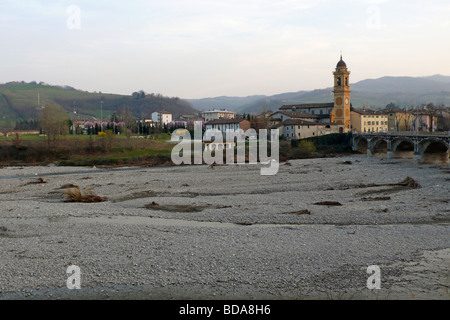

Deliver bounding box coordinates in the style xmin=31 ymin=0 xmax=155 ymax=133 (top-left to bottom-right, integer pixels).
xmin=391 ymin=138 xmax=415 ymax=159
xmin=372 ymin=138 xmax=389 ymax=155
xmin=420 ymin=139 xmax=449 ymax=164
xmin=353 ymin=136 xmax=368 ymax=154
xmin=392 ymin=138 xmax=414 ymax=153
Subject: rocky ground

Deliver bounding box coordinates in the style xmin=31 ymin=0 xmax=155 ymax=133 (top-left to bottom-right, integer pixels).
xmin=0 ymin=155 xmax=448 ymax=300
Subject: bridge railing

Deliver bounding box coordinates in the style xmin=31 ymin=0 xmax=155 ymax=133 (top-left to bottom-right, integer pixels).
xmin=354 ymin=131 xmax=449 ymax=137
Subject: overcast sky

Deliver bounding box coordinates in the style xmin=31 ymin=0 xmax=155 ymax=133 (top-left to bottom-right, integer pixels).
xmin=1 ymin=0 xmax=449 ymax=99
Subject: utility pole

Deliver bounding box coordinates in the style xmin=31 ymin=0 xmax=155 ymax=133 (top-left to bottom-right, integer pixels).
xmin=416 ymin=106 xmax=419 ymax=136
xmin=100 ymin=98 xmax=104 ymax=132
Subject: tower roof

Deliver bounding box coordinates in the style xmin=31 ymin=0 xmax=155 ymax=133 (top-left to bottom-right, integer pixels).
xmin=336 ymin=55 xmax=347 ymax=68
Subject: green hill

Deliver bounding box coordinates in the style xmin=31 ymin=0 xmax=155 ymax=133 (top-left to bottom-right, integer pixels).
xmin=0 ymin=82 xmax=198 ymax=122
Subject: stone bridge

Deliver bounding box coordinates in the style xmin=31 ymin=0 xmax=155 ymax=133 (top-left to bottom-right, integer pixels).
xmin=352 ymin=132 xmax=450 ymax=165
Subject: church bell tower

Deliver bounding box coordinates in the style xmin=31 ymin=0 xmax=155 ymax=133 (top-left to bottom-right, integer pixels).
xmin=332 ymin=55 xmax=351 ymax=132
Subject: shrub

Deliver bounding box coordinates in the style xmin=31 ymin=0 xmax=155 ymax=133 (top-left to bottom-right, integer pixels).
xmin=65 ymin=187 xmax=107 ymax=203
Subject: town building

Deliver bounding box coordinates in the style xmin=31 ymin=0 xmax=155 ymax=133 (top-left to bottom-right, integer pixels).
xmin=278 ymin=103 xmax=334 ymax=123
xmin=269 ymin=110 xmax=319 ymax=126
xmin=350 ymin=109 xmax=388 ymax=133
xmin=201 ymin=109 xmax=235 ymax=122
xmin=276 ymin=56 xmax=352 ymax=132
xmin=205 ymin=119 xmax=251 ymax=135
xmin=413 ymin=112 xmax=438 ymax=132
xmin=384 ymin=109 xmax=414 ymax=132
xmin=151 ymin=111 xmax=173 ymax=126
xmin=282 ymin=119 xmax=340 ymax=140
xmin=203 ymin=140 xmax=236 ymax=152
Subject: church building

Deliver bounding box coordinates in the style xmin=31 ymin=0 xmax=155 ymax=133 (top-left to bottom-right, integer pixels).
xmin=276 ymin=56 xmax=351 ymax=133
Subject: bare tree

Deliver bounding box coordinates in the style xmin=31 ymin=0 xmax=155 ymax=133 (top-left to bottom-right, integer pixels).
xmin=0 ymin=118 xmax=13 ymax=137
xmin=118 ymin=107 xmax=136 ymax=133
xmin=40 ymin=103 xmax=69 ymax=148
xmin=426 ymin=103 xmax=438 ymax=132
xmin=402 ymin=108 xmax=413 ymax=131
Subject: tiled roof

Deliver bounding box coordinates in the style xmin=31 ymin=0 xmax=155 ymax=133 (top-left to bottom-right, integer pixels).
xmin=282 ymin=119 xmax=317 ymax=126
xmin=279 ymin=103 xmax=334 ymax=110
xmin=271 ymin=111 xmax=319 ymax=119
xmin=352 ymin=109 xmax=387 ymax=116
xmin=155 ymin=110 xmax=172 ymax=114
xmin=205 ymin=119 xmax=249 ymax=125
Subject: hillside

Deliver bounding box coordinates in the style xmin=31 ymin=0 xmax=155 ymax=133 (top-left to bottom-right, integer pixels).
xmin=186 ymin=75 xmax=450 ymax=114
xmin=0 ymin=82 xmax=198 ymax=122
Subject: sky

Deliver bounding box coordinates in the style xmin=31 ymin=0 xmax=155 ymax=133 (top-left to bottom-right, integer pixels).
xmin=1 ymin=0 xmax=450 ymax=99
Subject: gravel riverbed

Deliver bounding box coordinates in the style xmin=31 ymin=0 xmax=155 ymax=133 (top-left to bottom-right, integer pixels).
xmin=0 ymin=155 xmax=448 ymax=300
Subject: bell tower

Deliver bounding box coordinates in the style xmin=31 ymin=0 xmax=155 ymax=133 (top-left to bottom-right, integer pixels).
xmin=332 ymin=55 xmax=351 ymax=132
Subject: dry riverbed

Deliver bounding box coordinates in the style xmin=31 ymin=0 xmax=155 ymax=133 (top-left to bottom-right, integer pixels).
xmin=0 ymin=155 xmax=449 ymax=300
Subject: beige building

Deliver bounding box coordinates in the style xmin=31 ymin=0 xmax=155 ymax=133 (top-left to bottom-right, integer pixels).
xmin=350 ymin=109 xmax=388 ymax=133
xmin=282 ymin=119 xmax=340 ymax=140
xmin=152 ymin=111 xmax=173 ymax=126
xmin=383 ymin=109 xmax=414 ymax=132
xmin=201 ymin=109 xmax=235 ymax=122
xmin=413 ymin=112 xmax=438 ymax=132
xmin=205 ymin=119 xmax=251 ymax=135
xmin=383 ymin=109 xmax=438 ymax=132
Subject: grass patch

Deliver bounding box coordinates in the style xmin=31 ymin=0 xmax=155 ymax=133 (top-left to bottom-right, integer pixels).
xmin=0 ymin=135 xmax=174 ymax=167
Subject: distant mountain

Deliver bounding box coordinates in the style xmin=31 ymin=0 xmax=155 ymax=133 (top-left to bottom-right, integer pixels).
xmin=420 ymin=74 xmax=450 ymax=84
xmin=351 ymin=76 xmax=450 ymax=94
xmin=0 ymin=82 xmax=198 ymax=121
xmin=186 ymin=95 xmax=266 ymax=111
xmin=191 ymin=75 xmax=450 ymax=114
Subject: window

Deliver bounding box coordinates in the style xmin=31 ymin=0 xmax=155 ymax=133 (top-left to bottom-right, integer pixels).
xmin=376 ymin=121 xmax=379 ymax=125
